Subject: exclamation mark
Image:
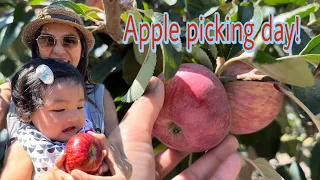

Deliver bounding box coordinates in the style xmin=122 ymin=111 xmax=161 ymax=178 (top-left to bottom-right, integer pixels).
xmin=295 ymin=15 xmax=301 ymax=44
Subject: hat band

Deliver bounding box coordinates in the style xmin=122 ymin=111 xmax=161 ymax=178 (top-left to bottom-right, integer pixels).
xmin=47 ymin=14 xmax=81 ymax=24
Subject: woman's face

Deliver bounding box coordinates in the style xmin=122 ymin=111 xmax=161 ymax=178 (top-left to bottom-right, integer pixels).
xmin=37 ymin=23 xmax=82 ymax=67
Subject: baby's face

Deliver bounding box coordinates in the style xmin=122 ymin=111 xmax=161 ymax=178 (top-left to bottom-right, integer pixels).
xmin=30 ymin=81 xmax=85 ymax=142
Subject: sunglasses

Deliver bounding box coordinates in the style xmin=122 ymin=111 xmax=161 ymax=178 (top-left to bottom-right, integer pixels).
xmin=36 ymin=34 xmax=80 ymax=52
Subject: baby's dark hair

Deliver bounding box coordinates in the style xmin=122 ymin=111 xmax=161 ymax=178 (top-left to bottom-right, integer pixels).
xmin=11 ymin=58 xmax=86 ymax=122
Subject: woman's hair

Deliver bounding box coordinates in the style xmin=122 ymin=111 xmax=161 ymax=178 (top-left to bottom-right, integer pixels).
xmin=11 ymin=58 xmax=87 ymax=121
xmin=31 ymin=25 xmax=97 ymax=95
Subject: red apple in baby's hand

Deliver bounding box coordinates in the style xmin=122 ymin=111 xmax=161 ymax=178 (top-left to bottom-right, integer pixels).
xmin=65 ymin=132 xmax=104 ymax=174
xmin=152 ymin=63 xmax=232 ymax=152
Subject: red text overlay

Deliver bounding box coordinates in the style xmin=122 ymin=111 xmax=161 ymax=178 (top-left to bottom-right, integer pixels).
xmin=122 ymin=12 xmax=301 ymax=54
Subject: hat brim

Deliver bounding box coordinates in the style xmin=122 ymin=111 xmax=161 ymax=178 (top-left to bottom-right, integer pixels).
xmin=22 ymin=18 xmax=95 ymax=52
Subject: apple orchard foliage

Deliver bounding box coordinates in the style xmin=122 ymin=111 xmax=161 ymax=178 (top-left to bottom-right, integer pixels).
xmin=1 ymin=0 xmax=320 ymax=179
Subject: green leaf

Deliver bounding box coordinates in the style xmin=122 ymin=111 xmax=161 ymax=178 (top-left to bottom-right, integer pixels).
xmin=292 ymin=79 xmax=320 ymax=116
xmin=122 ymin=47 xmax=142 ymax=85
xmin=13 ymin=2 xmax=26 ymax=21
xmin=263 ymin=0 xmax=306 ymax=6
xmin=310 ymin=141 xmax=320 ymax=180
xmin=253 ymin=158 xmax=284 ymax=180
xmin=203 ymin=6 xmax=219 ymax=18
xmin=0 ymin=16 xmax=13 ymax=30
xmin=0 ymin=22 xmax=24 ymax=53
xmin=252 ymin=50 xmax=280 ymax=64
xmin=189 ymin=46 xmax=213 ymax=71
xmin=292 ymin=26 xmax=314 ymax=55
xmin=255 ymin=3 xmax=319 ymax=51
xmin=209 ymin=44 xmax=218 ymax=60
xmin=185 ymin=0 xmax=219 ymax=19
xmin=298 ymin=54 xmax=320 ymax=66
xmin=133 ymin=43 xmax=148 ymax=65
xmin=77 ymin=3 xmax=91 ymax=13
xmin=121 ymin=44 xmax=157 ymax=102
xmin=161 ymin=43 xmax=183 ymax=82
xmin=144 ymin=11 xmax=183 ymax=82
xmin=154 ymin=143 xmax=167 ymax=155
xmin=90 ymin=52 xmax=126 ymax=83
xmin=0 ymin=58 xmax=16 ymax=77
xmin=51 ymin=0 xmax=85 ymax=15
xmin=148 ymin=12 xmax=183 ymax=52
xmin=133 ymin=43 xmax=163 ymax=74
xmin=121 ymin=10 xmax=143 ymax=26
xmin=84 ymin=11 xmax=100 ymax=21
xmin=13 ymin=1 xmax=35 ymax=23
xmin=28 ymin=0 xmax=47 ymax=5
xmin=300 ymin=34 xmax=320 ymax=55
xmin=225 ymin=2 xmax=263 ymax=59
xmin=274 ymin=3 xmax=319 ymax=24
xmin=244 ymin=53 xmax=315 ymax=87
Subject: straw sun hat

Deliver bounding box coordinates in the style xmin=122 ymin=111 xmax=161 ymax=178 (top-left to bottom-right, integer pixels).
xmin=22 ymin=4 xmax=95 ymax=51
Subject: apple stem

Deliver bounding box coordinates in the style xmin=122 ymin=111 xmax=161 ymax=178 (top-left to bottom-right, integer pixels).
xmin=274 ymin=82 xmax=320 ymax=132
xmin=238 ymin=153 xmax=267 ymax=179
xmin=236 ymin=73 xmax=270 ymax=81
xmin=219 ymin=74 xmax=273 ymax=83
xmin=215 ymin=57 xmax=226 ymax=75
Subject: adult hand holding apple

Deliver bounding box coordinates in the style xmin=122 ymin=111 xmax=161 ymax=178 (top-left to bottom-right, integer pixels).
xmin=52 ymin=133 xmax=123 ymax=180
xmin=67 ymin=77 xmax=242 ymax=180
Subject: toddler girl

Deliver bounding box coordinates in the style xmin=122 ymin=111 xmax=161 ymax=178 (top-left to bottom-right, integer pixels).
xmin=9 ymin=58 xmax=106 ymax=179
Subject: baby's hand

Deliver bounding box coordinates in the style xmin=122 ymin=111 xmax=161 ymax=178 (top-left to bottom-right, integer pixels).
xmin=49 ymin=153 xmax=74 ymax=180
xmin=68 ymin=131 xmax=132 ymax=179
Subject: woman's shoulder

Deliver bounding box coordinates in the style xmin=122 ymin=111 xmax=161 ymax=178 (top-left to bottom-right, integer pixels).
xmin=86 ymin=83 xmax=105 ymax=95
xmin=85 ymin=83 xmax=105 ymax=133
xmin=85 ymin=83 xmax=105 ymax=106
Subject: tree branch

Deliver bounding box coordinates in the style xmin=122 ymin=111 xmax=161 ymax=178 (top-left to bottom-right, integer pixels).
xmin=101 ymin=0 xmax=123 ymax=43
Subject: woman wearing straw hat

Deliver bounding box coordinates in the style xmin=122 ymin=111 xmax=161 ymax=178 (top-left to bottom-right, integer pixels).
xmin=0 ymin=4 xmax=118 ymax=144
xmin=0 ymin=3 xmax=122 ymax=178
xmin=0 ymin=2 xmax=242 ymax=180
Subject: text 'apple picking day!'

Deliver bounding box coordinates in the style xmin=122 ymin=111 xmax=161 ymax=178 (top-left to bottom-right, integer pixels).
xmin=122 ymin=12 xmax=301 ymax=54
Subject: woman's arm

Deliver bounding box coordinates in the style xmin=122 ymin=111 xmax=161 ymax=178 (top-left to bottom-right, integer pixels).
xmin=102 ymin=88 xmax=119 ymax=137
xmin=0 ymin=140 xmax=33 ymax=180
xmin=0 ymin=82 xmax=11 ymax=130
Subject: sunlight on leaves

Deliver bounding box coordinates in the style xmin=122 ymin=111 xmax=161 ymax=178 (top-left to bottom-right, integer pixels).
xmin=121 ymin=44 xmax=157 ymax=102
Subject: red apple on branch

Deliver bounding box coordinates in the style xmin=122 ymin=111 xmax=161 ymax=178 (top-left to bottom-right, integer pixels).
xmin=64 ymin=132 xmax=104 ymax=174
xmin=222 ymin=61 xmax=284 ymax=135
xmin=152 ymin=63 xmax=232 ymax=152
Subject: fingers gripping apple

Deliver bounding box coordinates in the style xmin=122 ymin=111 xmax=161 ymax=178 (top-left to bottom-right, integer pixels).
xmin=152 ymin=63 xmax=232 ymax=152
xmin=65 ymin=133 xmax=104 ymax=174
